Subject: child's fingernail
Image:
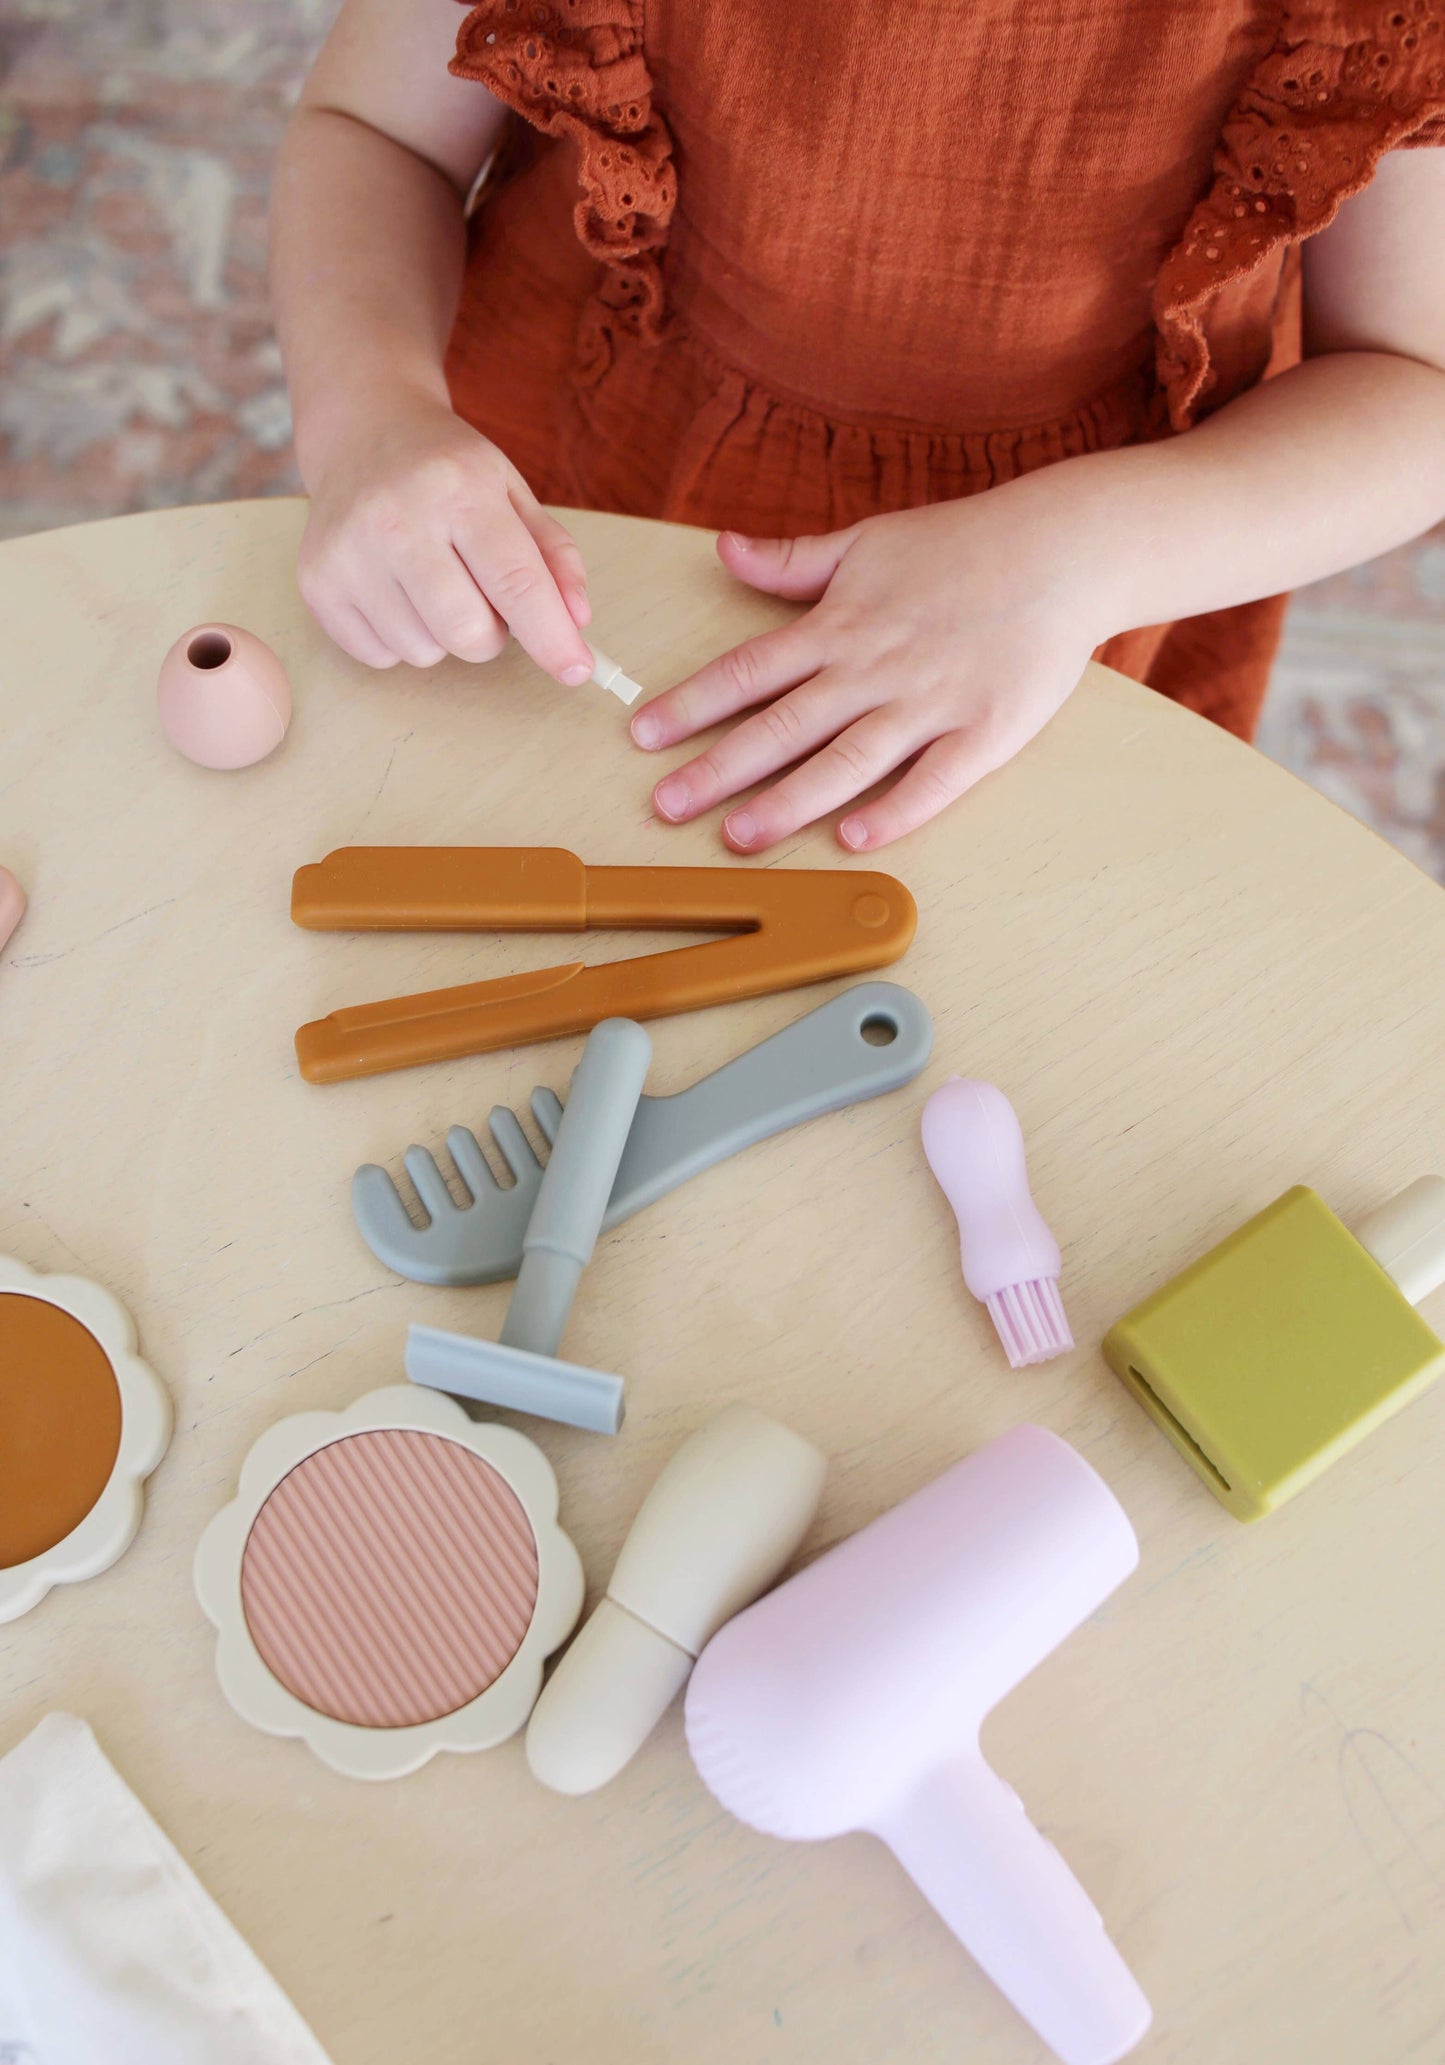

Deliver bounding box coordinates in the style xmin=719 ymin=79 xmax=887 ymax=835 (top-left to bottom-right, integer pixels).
xmin=655 ymin=775 xmax=690 ymax=820
xmin=725 ymin=810 xmax=758 ymax=847
xmin=631 ymin=712 xmax=661 ymax=748
xmin=561 ymin=661 xmax=592 ymax=686
xmin=722 ymin=531 xmax=754 ymax=551
xmin=839 ymin=816 xmax=869 ymax=850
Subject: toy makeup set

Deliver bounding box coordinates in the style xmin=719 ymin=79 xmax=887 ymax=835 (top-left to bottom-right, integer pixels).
xmin=7 ymin=615 xmax=1440 ymax=2065
xmin=195 ymin=973 xmax=924 ymax=1778
xmin=193 ymin=840 xmax=1157 ymax=2063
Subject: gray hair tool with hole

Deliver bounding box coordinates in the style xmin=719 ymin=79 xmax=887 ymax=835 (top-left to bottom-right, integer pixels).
xmin=355 ymin=983 xmax=933 ymax=1287
xmin=407 ymin=1017 xmax=653 ymax=1435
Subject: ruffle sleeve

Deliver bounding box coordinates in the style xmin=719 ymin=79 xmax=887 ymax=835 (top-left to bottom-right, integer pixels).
xmin=1154 ymin=1 xmax=1445 ymax=430
xmin=451 ymin=0 xmax=676 ymax=372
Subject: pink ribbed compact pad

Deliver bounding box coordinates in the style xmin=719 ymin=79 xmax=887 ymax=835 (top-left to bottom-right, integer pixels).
xmin=240 ymin=1430 xmax=539 ymax=1729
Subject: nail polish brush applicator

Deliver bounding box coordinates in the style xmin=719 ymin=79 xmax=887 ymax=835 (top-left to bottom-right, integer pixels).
xmin=922 ymin=1078 xmax=1073 ymax=1367
xmin=586 ymin=643 xmax=644 ymax=706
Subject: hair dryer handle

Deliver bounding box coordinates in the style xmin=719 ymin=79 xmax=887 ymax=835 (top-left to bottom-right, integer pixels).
xmin=873 ymin=1754 xmax=1151 ymax=2065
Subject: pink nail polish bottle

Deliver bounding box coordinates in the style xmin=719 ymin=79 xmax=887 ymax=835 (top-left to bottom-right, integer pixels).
xmin=157 ymin=624 xmax=292 ymax=770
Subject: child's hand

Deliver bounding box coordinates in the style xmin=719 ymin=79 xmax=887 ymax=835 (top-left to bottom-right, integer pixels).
xmin=629 ymin=486 xmax=1109 ymax=851
xmin=296 ymin=389 xmax=595 ymax=682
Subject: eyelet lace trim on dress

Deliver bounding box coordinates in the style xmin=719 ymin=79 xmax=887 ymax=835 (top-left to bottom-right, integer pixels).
xmin=1154 ymin=1 xmax=1445 ymax=429
xmin=452 ymin=0 xmax=677 ymax=379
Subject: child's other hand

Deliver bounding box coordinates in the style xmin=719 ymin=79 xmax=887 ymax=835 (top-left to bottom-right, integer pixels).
xmin=629 ymin=487 xmax=1109 ymax=851
xmin=296 ymin=389 xmax=594 ymax=683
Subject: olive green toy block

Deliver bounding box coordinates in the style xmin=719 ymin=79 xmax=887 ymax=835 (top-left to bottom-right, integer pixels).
xmin=1103 ymin=1186 xmax=1445 ymax=1521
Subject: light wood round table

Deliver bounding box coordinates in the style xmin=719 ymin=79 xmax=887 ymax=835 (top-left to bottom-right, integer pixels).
xmin=2 ymin=500 xmax=1444 ymax=2065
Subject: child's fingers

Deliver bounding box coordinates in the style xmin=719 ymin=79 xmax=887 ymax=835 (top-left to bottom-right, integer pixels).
xmin=454 ymin=510 xmax=594 ymax=684
xmin=514 ymin=493 xmax=592 ymax=629
xmin=297 ymin=561 xmax=401 ymax=669
xmin=366 ymin=576 xmax=450 ymax=670
xmin=395 ymin=541 xmax=508 ymax=663
xmin=837 ymin=727 xmax=1009 ymax=850
xmin=649 ymin=672 xmax=878 ymax=824
xmin=720 ymin=708 xmax=924 ymax=852
xmin=630 ymin=622 xmax=827 ymax=750
xmin=335 ymin=604 xmax=402 ymax=670
xmin=717 ymin=526 xmax=855 ymax=602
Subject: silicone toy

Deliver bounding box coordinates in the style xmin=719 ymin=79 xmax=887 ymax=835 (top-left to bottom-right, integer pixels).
xmin=0 ymin=1255 xmax=171 ymax=1622
xmin=921 ymin=1078 xmax=1073 ymax=1366
xmin=354 ymin=983 xmax=933 ymax=1285
xmin=1354 ymin=1174 xmax=1445 ymax=1305
xmin=1103 ymin=1178 xmax=1445 ymax=1520
xmin=0 ymin=866 xmax=24 ymax=954
xmin=586 ymin=642 xmax=644 ymax=705
xmin=526 ymin=1404 xmax=827 ymax=1794
xmin=157 ymin=623 xmax=292 ymax=770
xmin=194 ymin=1385 xmax=583 ymax=1781
xmin=684 ymin=1424 xmax=1150 ymax=2065
xmin=406 ymin=1018 xmax=652 ymax=1434
xmin=290 ymin=846 xmax=916 ymax=1080
xmin=407 ymin=1325 xmax=623 ymax=1436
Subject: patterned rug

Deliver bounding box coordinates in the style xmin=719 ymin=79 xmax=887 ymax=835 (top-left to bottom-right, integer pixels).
xmin=3 ymin=0 xmax=1442 ymax=881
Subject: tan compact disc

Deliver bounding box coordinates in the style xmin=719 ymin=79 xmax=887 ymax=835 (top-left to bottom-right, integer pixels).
xmin=0 ymin=1254 xmax=171 ymax=1621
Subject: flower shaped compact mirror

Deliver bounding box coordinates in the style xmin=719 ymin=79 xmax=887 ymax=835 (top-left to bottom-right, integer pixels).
xmin=0 ymin=1254 xmax=171 ymax=1623
xmin=195 ymin=1385 xmax=584 ymax=1780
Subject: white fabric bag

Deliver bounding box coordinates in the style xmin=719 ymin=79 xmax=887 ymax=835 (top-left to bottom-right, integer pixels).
xmin=0 ymin=1713 xmax=333 ymax=2065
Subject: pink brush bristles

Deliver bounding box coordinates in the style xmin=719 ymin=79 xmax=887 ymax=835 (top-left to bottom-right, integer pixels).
xmin=985 ymin=1278 xmax=1074 ymax=1369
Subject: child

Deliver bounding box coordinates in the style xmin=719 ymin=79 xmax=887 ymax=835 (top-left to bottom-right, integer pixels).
xmin=271 ymin=0 xmax=1445 ymax=852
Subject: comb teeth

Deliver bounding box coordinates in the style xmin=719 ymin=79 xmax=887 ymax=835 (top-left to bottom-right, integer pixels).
xmin=984 ymin=1278 xmax=1073 ymax=1369
xmin=352 ymin=1088 xmax=570 ymax=1284
xmin=389 ymin=1114 xmax=543 ymax=1228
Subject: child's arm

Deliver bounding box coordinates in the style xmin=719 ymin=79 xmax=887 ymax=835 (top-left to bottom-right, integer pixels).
xmin=633 ymin=150 xmax=1445 ymax=853
xmin=271 ymin=0 xmax=594 ymax=683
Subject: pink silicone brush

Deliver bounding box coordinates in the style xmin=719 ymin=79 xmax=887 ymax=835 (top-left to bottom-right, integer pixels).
xmin=921 ymin=1077 xmax=1073 ymax=1367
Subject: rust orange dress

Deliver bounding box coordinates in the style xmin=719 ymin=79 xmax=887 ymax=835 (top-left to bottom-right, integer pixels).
xmin=444 ymin=1 xmax=1445 ymax=736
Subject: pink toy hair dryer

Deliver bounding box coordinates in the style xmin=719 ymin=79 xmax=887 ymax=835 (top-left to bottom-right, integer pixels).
xmin=684 ymin=1424 xmax=1151 ymax=2065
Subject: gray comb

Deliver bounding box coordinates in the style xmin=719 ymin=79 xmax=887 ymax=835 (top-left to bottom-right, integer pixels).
xmin=353 ymin=981 xmax=932 ymax=1286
